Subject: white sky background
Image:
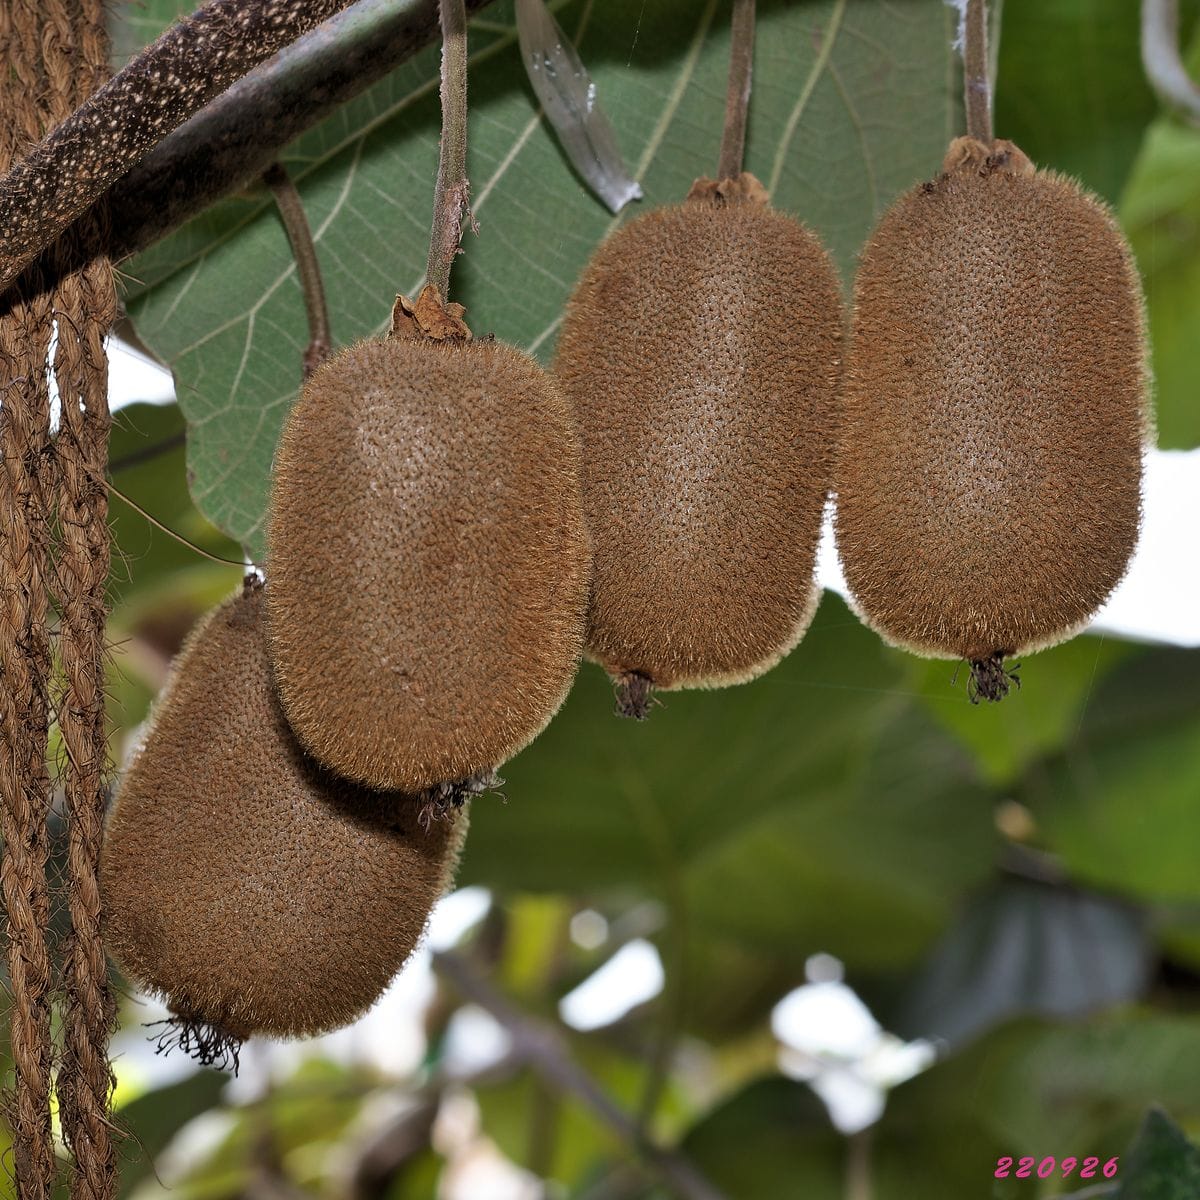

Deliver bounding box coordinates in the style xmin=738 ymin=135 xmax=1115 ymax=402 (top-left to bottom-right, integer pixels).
xmin=109 ymin=338 xmax=1200 ymax=648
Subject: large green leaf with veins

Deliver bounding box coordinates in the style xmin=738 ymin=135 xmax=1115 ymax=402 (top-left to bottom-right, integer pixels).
xmin=122 ymin=0 xmax=958 ymax=557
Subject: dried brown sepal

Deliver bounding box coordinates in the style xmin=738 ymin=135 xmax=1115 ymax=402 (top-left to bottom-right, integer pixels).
xmin=686 ymin=171 xmax=769 ymax=206
xmin=940 ymin=136 xmax=1035 ymax=179
xmin=390 ymin=283 xmax=472 ymax=343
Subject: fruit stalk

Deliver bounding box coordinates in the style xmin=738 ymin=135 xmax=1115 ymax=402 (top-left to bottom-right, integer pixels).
xmin=716 ymin=0 xmax=756 ymax=182
xmin=425 ymin=0 xmax=472 ymax=301
xmin=962 ymin=0 xmax=993 ymax=143
xmin=433 ymin=949 xmax=730 ymax=1200
xmin=263 ymin=162 xmax=332 ymax=379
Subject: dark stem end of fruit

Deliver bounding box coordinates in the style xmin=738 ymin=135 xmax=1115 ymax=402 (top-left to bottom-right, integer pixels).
xmin=613 ymin=671 xmax=656 ymax=721
xmin=390 ymin=283 xmax=472 ymax=343
xmin=686 ymin=172 xmax=769 ymax=207
xmin=147 ymin=1015 xmax=243 ymax=1073
xmin=968 ymin=652 xmax=1021 ymax=704
xmin=418 ymin=769 xmax=502 ymax=831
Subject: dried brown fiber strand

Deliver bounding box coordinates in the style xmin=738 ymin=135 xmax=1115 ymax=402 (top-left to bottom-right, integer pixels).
xmin=0 ymin=0 xmax=363 ymax=296
xmin=0 ymin=0 xmax=61 ymax=1193
xmin=554 ymin=175 xmax=843 ymax=703
xmin=38 ymin=0 xmax=124 ymax=1192
xmin=266 ymin=335 xmax=591 ymax=793
xmin=834 ymin=138 xmax=1149 ymax=679
xmin=101 ymin=582 xmax=468 ymax=1047
xmin=54 ymin=250 xmax=119 ymax=1200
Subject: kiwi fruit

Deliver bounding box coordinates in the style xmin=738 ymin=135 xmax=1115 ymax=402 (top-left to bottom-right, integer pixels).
xmin=834 ymin=138 xmax=1149 ymax=700
xmin=266 ymin=331 xmax=590 ymax=793
xmin=554 ymin=174 xmax=843 ymax=713
xmin=101 ymin=581 xmax=466 ymax=1057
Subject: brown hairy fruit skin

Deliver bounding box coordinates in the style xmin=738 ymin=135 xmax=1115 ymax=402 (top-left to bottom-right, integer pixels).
xmin=266 ymin=336 xmax=590 ymax=792
xmin=101 ymin=584 xmax=467 ymax=1044
xmin=554 ymin=176 xmax=843 ymax=692
xmin=834 ymin=137 xmax=1149 ymax=668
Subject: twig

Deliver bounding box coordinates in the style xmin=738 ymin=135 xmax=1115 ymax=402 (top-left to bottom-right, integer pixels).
xmin=845 ymin=1128 xmax=872 ymax=1200
xmin=635 ymin=904 xmax=686 ymax=1136
xmin=100 ymin=0 xmax=498 ymax=270
xmin=716 ymin=0 xmax=755 ymax=181
xmin=962 ymin=0 xmax=992 ymax=143
xmin=431 ymin=950 xmax=730 ymax=1200
xmin=0 ymin=0 xmax=366 ymax=296
xmin=1142 ymin=0 xmax=1200 ymax=122
xmin=103 ymin=480 xmax=249 ymax=568
xmin=263 ymin=163 xmax=331 ymax=379
xmin=425 ymin=0 xmax=471 ymax=301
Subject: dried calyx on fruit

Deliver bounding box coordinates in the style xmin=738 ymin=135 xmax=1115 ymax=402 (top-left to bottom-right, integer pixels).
xmin=264 ymin=0 xmax=590 ymax=790
xmin=554 ymin=0 xmax=843 ymax=718
xmin=834 ymin=136 xmax=1149 ymax=700
xmin=101 ymin=581 xmax=467 ymax=1063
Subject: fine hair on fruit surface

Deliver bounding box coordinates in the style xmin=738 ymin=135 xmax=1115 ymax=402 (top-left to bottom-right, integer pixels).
xmin=265 ymin=332 xmax=591 ymax=792
xmin=834 ymin=136 xmax=1149 ymax=694
xmin=101 ymin=581 xmax=467 ymax=1055
xmin=554 ymin=174 xmax=843 ymax=706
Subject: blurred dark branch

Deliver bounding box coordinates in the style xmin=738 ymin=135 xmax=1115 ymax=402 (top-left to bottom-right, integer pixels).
xmin=0 ymin=0 xmax=368 ymax=296
xmin=108 ymin=431 xmax=187 ymax=475
xmin=10 ymin=0 xmax=499 ymax=302
xmin=1142 ymin=0 xmax=1200 ymax=123
xmin=432 ymin=950 xmax=729 ymax=1200
xmin=845 ymin=1129 xmax=872 ymax=1200
xmin=349 ymin=1100 xmax=439 ymax=1200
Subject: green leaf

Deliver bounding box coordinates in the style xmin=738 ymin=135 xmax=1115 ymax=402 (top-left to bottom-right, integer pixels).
xmin=928 ymin=1013 xmax=1200 ymax=1155
xmin=909 ymin=635 xmax=1135 ymax=787
xmin=116 ymin=1070 xmax=227 ymax=1196
xmin=1026 ymin=646 xmax=1200 ymax=902
xmin=124 ymin=0 xmax=957 ymax=556
xmin=106 ymin=402 xmax=244 ymax=730
xmin=108 ymin=402 xmax=242 ymax=601
xmin=894 ymin=876 xmax=1150 ymax=1049
xmin=679 ymin=1073 xmax=1011 ymax=1200
xmin=108 ymin=0 xmax=193 ymax=66
xmin=460 ymin=594 xmax=999 ymax=972
xmin=474 ymin=1049 xmax=647 ymax=1189
xmin=679 ymin=1076 xmax=845 ymax=1199
xmin=1116 ymin=1108 xmax=1200 ymax=1200
xmin=1121 ymin=119 xmax=1200 ymax=449
xmin=993 ymin=0 xmax=1168 ymax=205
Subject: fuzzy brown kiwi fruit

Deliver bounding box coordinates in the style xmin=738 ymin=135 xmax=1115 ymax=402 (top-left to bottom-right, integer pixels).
xmin=101 ymin=581 xmax=466 ymax=1060
xmin=554 ymin=174 xmax=843 ymax=715
xmin=834 ymin=138 xmax=1149 ymax=700
xmin=265 ymin=329 xmax=590 ymax=793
